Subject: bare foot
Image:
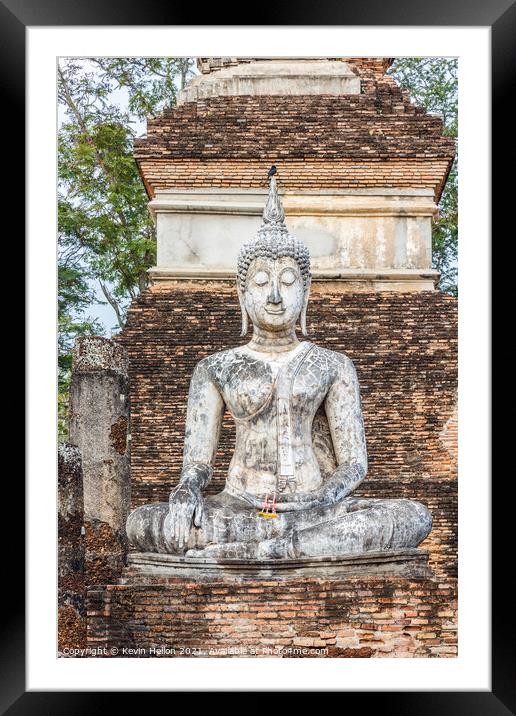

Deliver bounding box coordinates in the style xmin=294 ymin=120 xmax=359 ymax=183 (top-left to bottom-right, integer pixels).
xmin=185 ymin=531 xmax=297 ymax=560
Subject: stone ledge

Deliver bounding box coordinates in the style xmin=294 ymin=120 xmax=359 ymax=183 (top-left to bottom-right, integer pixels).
xmin=125 ymin=548 xmax=431 ymax=581
xmin=147 ymin=267 xmax=439 ymax=292
xmin=148 ymin=268 xmax=439 ymax=281
xmin=178 ymin=59 xmax=361 ymax=105
xmin=148 ymin=188 xmax=438 ymax=219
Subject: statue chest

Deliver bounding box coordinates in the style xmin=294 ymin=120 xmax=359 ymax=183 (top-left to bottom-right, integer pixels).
xmin=215 ymin=346 xmax=330 ymax=423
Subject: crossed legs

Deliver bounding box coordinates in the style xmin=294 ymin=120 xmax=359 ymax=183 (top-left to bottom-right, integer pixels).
xmin=126 ymin=491 xmax=432 ymax=559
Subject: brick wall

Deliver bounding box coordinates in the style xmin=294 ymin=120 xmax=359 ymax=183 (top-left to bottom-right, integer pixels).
xmin=58 ymin=445 xmax=86 ymax=653
xmin=137 ymin=158 xmax=452 ymax=201
xmin=135 ymin=83 xmax=455 ymax=201
xmin=86 ymin=576 xmax=457 ymax=657
xmin=134 ymin=93 xmax=455 ymax=160
xmin=117 ymin=286 xmax=457 ymax=579
xmin=135 ymin=93 xmax=452 ymax=161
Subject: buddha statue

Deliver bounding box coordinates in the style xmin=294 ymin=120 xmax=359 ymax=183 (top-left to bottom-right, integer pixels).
xmin=126 ymin=174 xmax=432 ymax=561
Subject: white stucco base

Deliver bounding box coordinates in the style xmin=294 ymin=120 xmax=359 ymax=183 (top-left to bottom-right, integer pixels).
xmin=148 ymin=188 xmax=439 ymax=291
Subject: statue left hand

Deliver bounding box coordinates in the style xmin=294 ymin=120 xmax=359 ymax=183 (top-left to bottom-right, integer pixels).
xmin=274 ymin=486 xmax=334 ymax=512
xmin=275 ymin=463 xmax=365 ymax=512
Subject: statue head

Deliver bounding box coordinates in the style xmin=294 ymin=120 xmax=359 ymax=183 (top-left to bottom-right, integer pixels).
xmin=237 ymin=174 xmax=311 ymax=337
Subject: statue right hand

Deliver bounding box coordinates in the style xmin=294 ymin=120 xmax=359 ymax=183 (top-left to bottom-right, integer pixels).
xmin=168 ymin=484 xmax=205 ymax=550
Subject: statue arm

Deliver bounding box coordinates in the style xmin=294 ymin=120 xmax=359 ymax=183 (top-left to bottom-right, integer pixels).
xmin=178 ymin=357 xmax=225 ymax=491
xmin=168 ymin=358 xmax=225 ymax=548
xmin=320 ymin=356 xmax=368 ymax=502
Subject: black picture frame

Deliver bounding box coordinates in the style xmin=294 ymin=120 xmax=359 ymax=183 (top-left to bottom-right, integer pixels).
xmin=10 ymin=0 xmax=509 ymax=709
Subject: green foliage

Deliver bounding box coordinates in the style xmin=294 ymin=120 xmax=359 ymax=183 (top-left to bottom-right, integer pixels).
xmin=58 ymin=57 xmax=195 ymax=440
xmin=388 ymin=58 xmax=458 ymax=296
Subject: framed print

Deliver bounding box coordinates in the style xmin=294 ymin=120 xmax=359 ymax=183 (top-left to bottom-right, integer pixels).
xmin=9 ymin=0 xmax=509 ymax=708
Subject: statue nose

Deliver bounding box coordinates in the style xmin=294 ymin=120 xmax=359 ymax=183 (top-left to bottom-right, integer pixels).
xmin=268 ymin=278 xmax=283 ymax=305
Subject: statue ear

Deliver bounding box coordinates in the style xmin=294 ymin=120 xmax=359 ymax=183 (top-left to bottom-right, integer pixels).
xmin=236 ymin=281 xmax=248 ymax=338
xmin=300 ymin=278 xmax=311 ymax=337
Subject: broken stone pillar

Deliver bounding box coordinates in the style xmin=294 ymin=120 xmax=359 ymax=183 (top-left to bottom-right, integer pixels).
xmin=58 ymin=443 xmax=85 ymax=652
xmin=69 ymin=336 xmax=131 ymax=585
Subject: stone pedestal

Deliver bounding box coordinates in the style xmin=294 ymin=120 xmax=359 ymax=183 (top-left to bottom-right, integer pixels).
xmin=125 ymin=549 xmax=431 ymax=581
xmin=69 ymin=336 xmax=131 ymax=585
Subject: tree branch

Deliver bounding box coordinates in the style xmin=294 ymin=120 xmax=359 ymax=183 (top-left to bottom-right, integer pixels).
xmin=99 ymin=279 xmax=125 ymax=330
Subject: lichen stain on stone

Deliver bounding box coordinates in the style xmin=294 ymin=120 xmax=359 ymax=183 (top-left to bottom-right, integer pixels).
xmin=110 ymin=416 xmax=128 ymax=454
xmin=72 ymin=335 xmax=128 ymax=374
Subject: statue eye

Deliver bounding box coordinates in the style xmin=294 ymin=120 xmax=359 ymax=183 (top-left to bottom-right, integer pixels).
xmin=253 ymin=270 xmax=270 ymax=286
xmin=280 ymin=269 xmax=297 ymax=285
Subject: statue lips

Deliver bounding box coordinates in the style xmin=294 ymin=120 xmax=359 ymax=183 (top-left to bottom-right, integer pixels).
xmin=264 ymin=305 xmax=286 ymax=315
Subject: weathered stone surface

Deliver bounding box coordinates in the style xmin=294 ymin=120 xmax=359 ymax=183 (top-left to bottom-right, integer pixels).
xmin=72 ymin=335 xmax=128 ymax=374
xmin=197 ymin=57 xmax=394 ymax=79
xmin=69 ymin=337 xmax=131 ymax=584
xmin=135 ymin=58 xmax=455 ymax=207
xmin=134 ymin=86 xmax=454 ymax=169
xmin=58 ymin=56 xmax=458 ymax=661
xmin=126 ymin=548 xmax=431 ymax=580
xmin=126 ymin=178 xmax=432 ymax=563
xmin=136 ymin=56 xmax=455 ymax=294
xmin=196 ymin=57 xmax=394 ymax=79
xmin=149 ymin=188 xmax=438 ymax=291
xmin=178 ymin=59 xmax=361 ymax=104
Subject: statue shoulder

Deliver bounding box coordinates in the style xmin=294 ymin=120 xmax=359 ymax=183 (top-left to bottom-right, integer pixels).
xmin=309 ymin=343 xmax=358 ymax=381
xmin=194 ymin=347 xmax=242 ymax=384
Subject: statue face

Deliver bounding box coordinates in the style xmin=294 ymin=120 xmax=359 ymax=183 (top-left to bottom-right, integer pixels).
xmin=243 ymin=256 xmax=305 ymax=332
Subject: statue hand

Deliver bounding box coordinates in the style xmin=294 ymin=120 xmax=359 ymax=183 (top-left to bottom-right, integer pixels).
xmin=168 ymin=484 xmax=205 ymax=550
xmin=274 ymin=488 xmax=331 ymax=512
xmin=296 ymin=475 xmax=356 ymax=510
xmin=275 ymin=465 xmax=365 ymax=512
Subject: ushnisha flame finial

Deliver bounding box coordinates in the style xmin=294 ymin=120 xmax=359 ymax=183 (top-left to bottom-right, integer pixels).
xmin=262 ymin=175 xmax=285 ymax=225
xmin=237 ymin=169 xmax=311 ymax=293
